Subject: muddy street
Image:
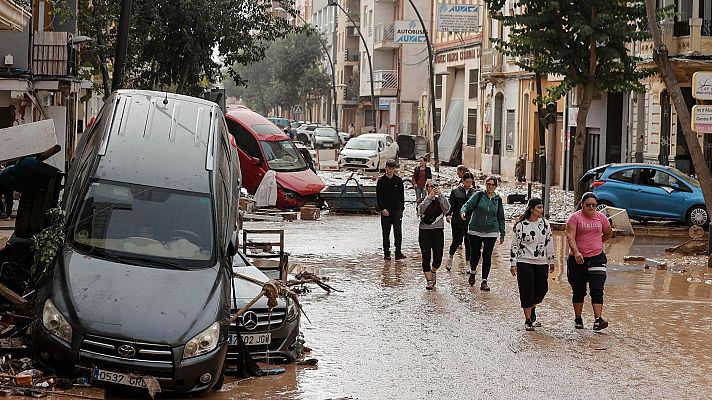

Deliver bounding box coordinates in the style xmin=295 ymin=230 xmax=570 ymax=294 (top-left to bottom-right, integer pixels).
xmin=193 ymin=210 xmax=712 ymax=400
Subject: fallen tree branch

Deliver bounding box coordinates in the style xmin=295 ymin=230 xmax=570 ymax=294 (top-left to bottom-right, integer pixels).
xmin=228 ymin=278 xmax=310 ymax=324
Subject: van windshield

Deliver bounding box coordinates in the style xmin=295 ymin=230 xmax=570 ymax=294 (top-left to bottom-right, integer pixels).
xmin=260 ymin=140 xmax=308 ymax=172
xmin=71 ymin=180 xmax=215 ymax=268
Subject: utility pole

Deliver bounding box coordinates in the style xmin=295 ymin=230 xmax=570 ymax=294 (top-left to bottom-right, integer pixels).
xmin=534 ymin=62 xmax=547 ymax=197
xmin=328 ymin=0 xmax=376 ymax=130
xmin=544 ymin=102 xmax=556 ymax=218
xmin=405 ymin=0 xmax=438 ymax=172
xmin=112 ymin=0 xmax=132 ymax=92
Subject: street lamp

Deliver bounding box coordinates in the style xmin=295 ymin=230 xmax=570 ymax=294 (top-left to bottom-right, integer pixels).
xmin=328 ymin=0 xmax=377 ymax=130
xmin=273 ymin=7 xmax=339 ymax=131
xmin=401 ymin=0 xmax=438 ymax=171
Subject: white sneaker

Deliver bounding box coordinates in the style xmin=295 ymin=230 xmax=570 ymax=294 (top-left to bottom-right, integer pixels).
xmin=445 ymin=256 xmax=453 ymax=271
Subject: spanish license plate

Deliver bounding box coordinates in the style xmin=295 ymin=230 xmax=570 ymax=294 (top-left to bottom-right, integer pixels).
xmin=229 ymin=333 xmax=271 ymax=346
xmin=92 ymin=368 xmax=148 ymax=389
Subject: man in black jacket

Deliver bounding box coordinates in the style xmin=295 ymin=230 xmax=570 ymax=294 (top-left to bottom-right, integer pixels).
xmin=377 ymin=159 xmax=406 ymax=261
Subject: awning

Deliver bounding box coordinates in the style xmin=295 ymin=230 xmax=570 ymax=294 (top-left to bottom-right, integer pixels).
xmin=438 ymin=99 xmax=464 ymax=163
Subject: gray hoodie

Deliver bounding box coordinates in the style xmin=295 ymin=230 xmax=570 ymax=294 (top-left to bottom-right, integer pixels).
xmin=417 ymin=195 xmax=450 ymax=229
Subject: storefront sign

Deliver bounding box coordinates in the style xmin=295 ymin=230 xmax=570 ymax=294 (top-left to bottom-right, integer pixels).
xmin=437 ymin=3 xmax=480 ymax=33
xmin=434 ymin=47 xmax=480 ymax=64
xmin=379 ymin=97 xmax=397 ymax=110
xmin=394 ymin=20 xmax=426 ymax=44
xmin=692 ymin=71 xmax=712 ymax=100
xmin=692 ymin=105 xmax=712 ymax=133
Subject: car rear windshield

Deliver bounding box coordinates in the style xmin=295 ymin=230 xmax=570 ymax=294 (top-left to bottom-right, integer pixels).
xmin=260 ymin=140 xmax=308 ymax=172
xmin=252 ymin=124 xmax=285 ymax=136
xmin=345 ymin=139 xmax=378 ymax=150
xmin=315 ymin=128 xmax=338 ymax=137
xmin=668 ymin=167 xmax=700 ymax=186
xmin=71 ymin=180 xmax=215 ymax=268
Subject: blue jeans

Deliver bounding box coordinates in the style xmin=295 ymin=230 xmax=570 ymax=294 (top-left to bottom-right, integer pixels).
xmin=415 ymin=187 xmax=426 ymax=202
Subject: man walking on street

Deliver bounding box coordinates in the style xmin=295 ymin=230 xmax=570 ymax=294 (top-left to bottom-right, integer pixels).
xmin=377 ymin=159 xmax=406 ymax=261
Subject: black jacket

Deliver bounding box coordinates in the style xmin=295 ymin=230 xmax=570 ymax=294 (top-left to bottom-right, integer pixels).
xmin=447 ymin=185 xmax=475 ymax=227
xmin=376 ymin=174 xmax=405 ymax=217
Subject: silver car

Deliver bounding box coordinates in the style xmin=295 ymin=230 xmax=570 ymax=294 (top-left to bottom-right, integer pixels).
xmin=227 ymin=252 xmax=300 ymax=364
xmin=312 ymin=127 xmax=343 ymax=149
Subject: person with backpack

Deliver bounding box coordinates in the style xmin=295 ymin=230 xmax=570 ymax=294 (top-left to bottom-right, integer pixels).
xmin=417 ymin=179 xmax=450 ymax=290
xmin=509 ymin=197 xmax=554 ymax=331
xmin=411 ymin=157 xmax=431 ymax=203
xmin=445 ymin=172 xmax=476 ymax=271
xmin=460 ymin=176 xmax=506 ymax=290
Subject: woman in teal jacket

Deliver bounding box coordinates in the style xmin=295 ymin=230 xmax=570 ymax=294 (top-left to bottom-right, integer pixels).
xmin=459 ymin=176 xmax=506 ymax=290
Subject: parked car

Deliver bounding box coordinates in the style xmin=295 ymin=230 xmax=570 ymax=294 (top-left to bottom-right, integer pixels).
xmin=227 ymin=252 xmax=300 ymax=364
xmin=312 ymin=127 xmax=343 ymax=149
xmin=338 ymin=131 xmax=351 ymax=144
xmin=225 ymin=106 xmax=325 ymax=209
xmin=294 ymin=142 xmax=316 ymax=172
xmin=581 ymin=163 xmax=708 ymax=226
xmin=32 ymin=90 xmax=240 ymax=393
xmin=295 ymin=124 xmax=327 ymax=146
xmin=338 ymin=134 xmax=399 ymax=171
xmin=267 ymin=117 xmax=290 ymax=129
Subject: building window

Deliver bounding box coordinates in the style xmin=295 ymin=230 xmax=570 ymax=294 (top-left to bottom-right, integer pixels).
xmin=469 ymin=69 xmax=479 ymax=99
xmin=434 ymin=108 xmax=442 ymax=132
xmin=467 ymin=109 xmax=477 ymax=146
xmin=435 ymin=75 xmax=443 ymax=100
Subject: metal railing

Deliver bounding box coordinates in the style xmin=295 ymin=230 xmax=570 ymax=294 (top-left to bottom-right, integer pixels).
xmin=372 ymin=70 xmax=398 ymax=91
xmin=374 ymin=22 xmax=395 ymax=44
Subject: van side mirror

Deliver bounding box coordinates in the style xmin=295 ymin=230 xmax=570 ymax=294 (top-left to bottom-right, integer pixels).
xmin=226 ymin=230 xmax=238 ymax=257
xmin=252 ymin=157 xmax=262 ymax=166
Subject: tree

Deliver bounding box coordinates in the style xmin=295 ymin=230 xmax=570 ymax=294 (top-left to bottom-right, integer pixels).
xmin=226 ymin=29 xmax=330 ymax=113
xmin=485 ymin=0 xmax=655 ymax=204
xmin=643 ymin=0 xmax=712 ymax=266
xmin=78 ymin=0 xmax=300 ymax=96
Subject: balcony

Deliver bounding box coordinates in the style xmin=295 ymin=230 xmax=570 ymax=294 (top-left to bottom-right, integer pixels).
xmin=346 ymin=26 xmax=360 ymax=37
xmin=369 ymin=69 xmax=398 ymax=96
xmin=33 ymin=31 xmax=71 ymax=77
xmin=481 ymin=48 xmax=503 ymax=75
xmin=344 ymin=49 xmax=359 ymax=64
xmin=337 ymin=85 xmax=358 ymax=106
xmin=374 ymin=23 xmax=398 ymax=50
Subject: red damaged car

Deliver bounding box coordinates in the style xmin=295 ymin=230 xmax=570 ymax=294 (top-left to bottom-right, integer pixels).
xmin=225 ymin=106 xmax=324 ymax=209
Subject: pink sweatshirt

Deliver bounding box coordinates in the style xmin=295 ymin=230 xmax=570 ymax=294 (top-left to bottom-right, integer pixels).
xmin=567 ymin=210 xmax=610 ymax=258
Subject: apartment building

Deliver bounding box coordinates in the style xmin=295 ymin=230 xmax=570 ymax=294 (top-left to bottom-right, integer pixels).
xmin=0 ymin=0 xmax=90 ymax=171
xmin=311 ymin=0 xmax=338 ymax=126
xmin=334 ymin=0 xmax=361 ymax=131
xmin=632 ymin=0 xmax=712 ymax=175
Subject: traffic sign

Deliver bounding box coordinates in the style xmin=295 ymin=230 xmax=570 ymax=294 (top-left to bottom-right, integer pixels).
xmin=293 ymin=105 xmax=302 ymax=114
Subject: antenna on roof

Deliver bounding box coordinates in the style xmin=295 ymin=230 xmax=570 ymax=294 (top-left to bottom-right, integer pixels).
xmin=163 ymin=92 xmax=169 ymax=105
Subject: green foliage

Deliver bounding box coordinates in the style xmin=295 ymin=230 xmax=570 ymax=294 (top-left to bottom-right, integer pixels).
xmin=486 ymin=0 xmax=655 ymax=103
xmin=78 ymin=0 xmax=301 ymax=96
xmin=31 ymin=208 xmax=67 ymax=284
xmin=226 ymin=29 xmax=331 ymax=113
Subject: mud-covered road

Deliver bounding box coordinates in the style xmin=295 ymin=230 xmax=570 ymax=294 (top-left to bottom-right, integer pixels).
xmin=200 ymin=210 xmax=712 ymax=400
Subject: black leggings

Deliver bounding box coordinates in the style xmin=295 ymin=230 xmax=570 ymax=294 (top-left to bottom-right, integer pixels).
xmin=449 ymin=224 xmax=471 ymax=260
xmin=419 ymin=228 xmax=444 ymax=272
xmin=516 ymin=262 xmax=549 ymax=309
xmin=567 ymin=253 xmax=607 ymax=304
xmin=468 ymin=234 xmax=497 ymax=280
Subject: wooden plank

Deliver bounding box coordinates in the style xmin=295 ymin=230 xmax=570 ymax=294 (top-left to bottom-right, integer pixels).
xmin=0 ymin=119 xmax=57 ymax=163
xmin=0 ymin=282 xmax=28 ymax=306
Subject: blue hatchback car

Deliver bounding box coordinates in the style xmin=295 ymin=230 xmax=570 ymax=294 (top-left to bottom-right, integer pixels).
xmin=581 ymin=163 xmax=708 ymax=226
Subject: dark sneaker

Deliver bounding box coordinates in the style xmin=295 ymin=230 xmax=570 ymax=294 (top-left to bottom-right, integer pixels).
xmin=525 ymin=320 xmax=535 ymax=331
xmin=395 ymin=253 xmax=407 ymax=260
xmin=384 ymin=254 xmax=391 ymax=261
xmin=468 ymin=273 xmax=476 ymax=286
xmin=480 ymin=280 xmax=490 ymax=291
xmin=531 ymin=307 xmax=542 ymax=327
xmin=593 ymin=317 xmax=609 ymax=331
xmin=574 ymin=316 xmax=584 ymax=329
xmin=426 ymin=280 xmax=434 ymax=290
